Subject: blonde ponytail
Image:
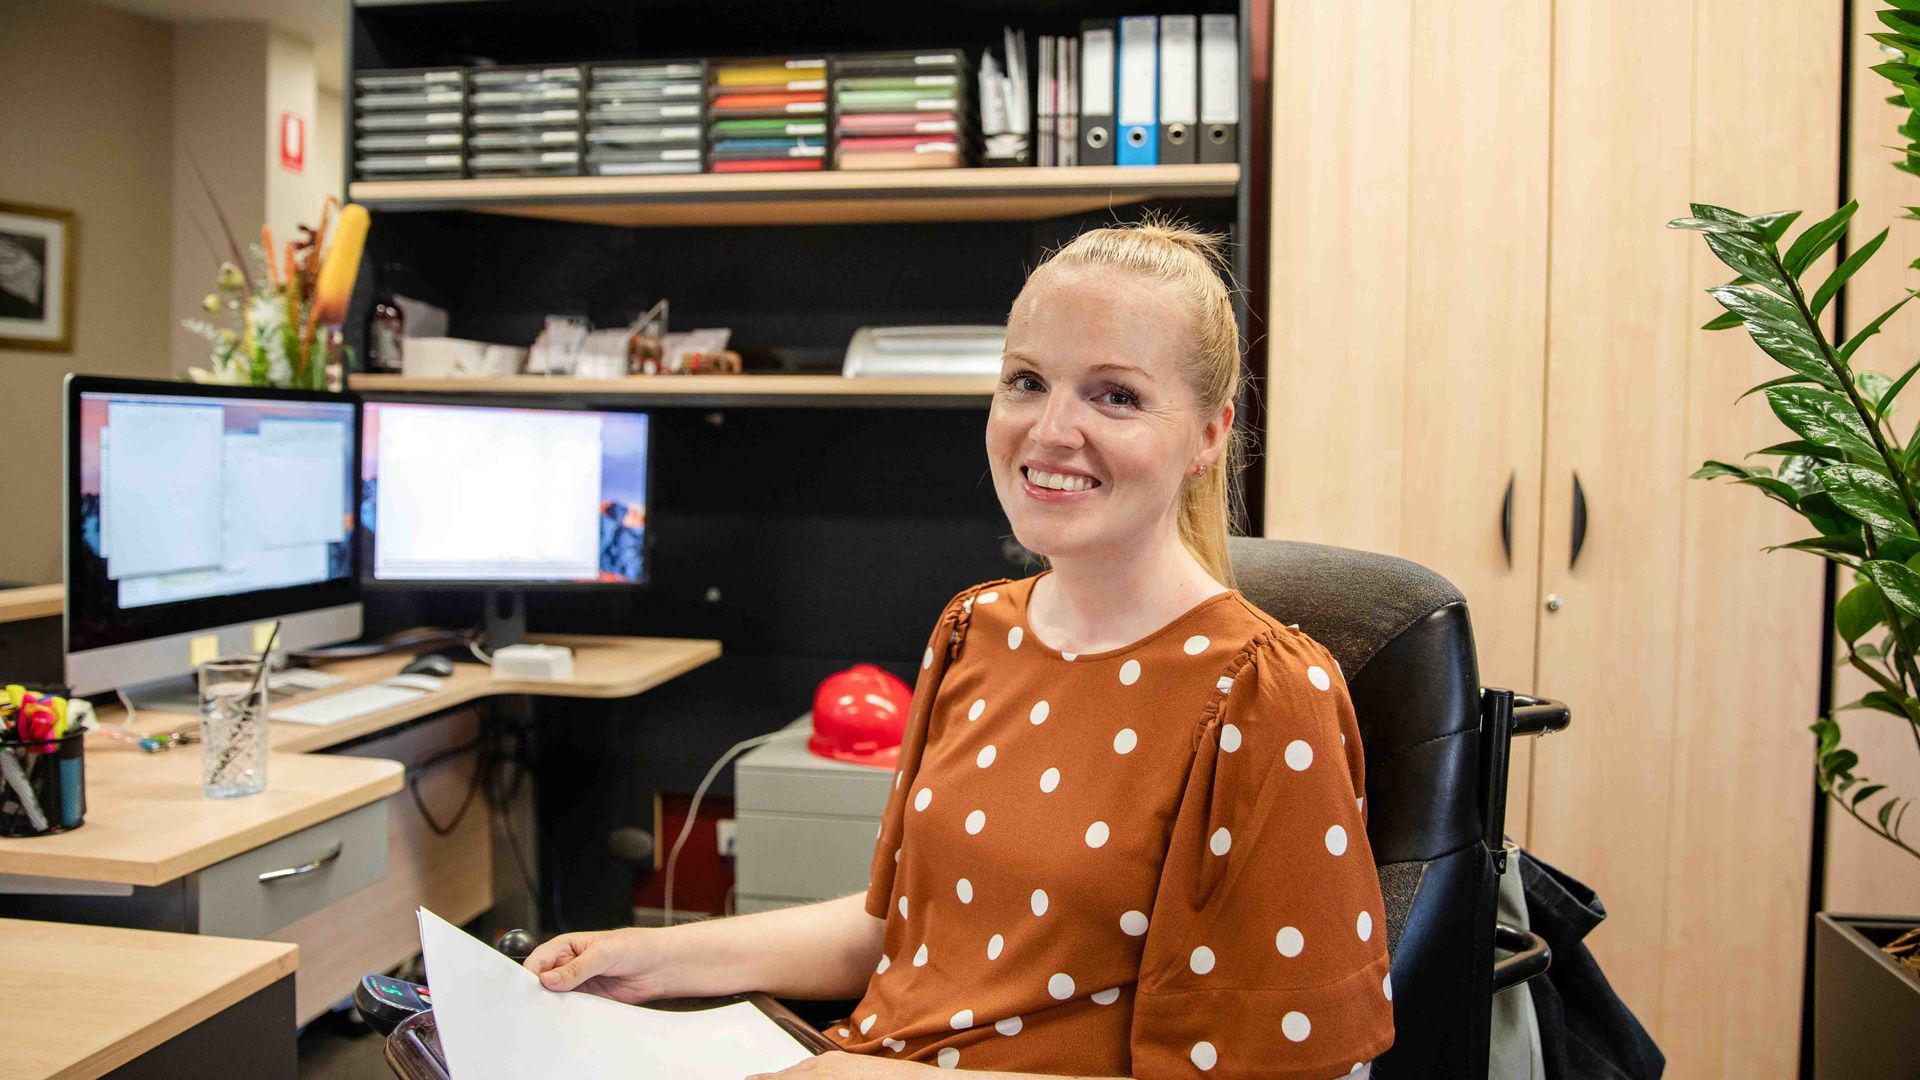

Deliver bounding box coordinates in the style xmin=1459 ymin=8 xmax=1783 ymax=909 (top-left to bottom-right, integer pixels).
xmin=1027 ymin=217 xmax=1245 ymax=585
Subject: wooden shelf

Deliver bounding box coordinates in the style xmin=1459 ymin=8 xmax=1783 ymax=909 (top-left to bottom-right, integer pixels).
xmin=347 ymin=164 xmax=1240 ymax=228
xmin=0 ymin=583 xmax=61 ymax=625
xmin=348 ymin=373 xmax=997 ymax=407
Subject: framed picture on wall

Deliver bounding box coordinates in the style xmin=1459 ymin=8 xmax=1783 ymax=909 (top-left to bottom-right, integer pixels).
xmin=0 ymin=201 xmax=76 ymax=352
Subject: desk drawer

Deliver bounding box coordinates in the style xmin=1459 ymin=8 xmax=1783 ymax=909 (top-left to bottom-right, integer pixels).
xmin=194 ymin=801 xmax=387 ymax=939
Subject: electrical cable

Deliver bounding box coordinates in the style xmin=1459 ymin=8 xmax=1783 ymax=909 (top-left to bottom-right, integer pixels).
xmin=408 ymin=740 xmax=487 ymax=837
xmin=661 ymin=729 xmax=807 ymax=927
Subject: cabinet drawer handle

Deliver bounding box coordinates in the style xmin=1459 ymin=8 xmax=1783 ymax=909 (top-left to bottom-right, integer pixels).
xmin=257 ymin=842 xmax=343 ymax=883
xmin=1501 ymin=471 xmax=1515 ymax=567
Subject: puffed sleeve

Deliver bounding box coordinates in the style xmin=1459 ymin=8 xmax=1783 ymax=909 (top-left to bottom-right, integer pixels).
xmin=1130 ymin=630 xmax=1394 ymax=1079
xmin=864 ymin=581 xmax=1003 ymax=918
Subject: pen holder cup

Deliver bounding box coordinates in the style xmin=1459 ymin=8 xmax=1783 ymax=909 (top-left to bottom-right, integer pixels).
xmin=0 ymin=733 xmax=85 ymax=837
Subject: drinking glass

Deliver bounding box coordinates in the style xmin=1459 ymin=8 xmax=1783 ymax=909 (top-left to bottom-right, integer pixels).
xmin=199 ymin=658 xmax=268 ymax=798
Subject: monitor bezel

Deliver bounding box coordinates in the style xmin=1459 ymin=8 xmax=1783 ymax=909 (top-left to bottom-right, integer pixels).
xmin=63 ymin=374 xmax=364 ymax=657
xmin=355 ymin=393 xmax=654 ymax=592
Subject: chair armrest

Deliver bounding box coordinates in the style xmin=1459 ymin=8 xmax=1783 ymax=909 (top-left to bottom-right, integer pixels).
xmin=1491 ymin=922 xmax=1552 ymax=993
xmin=1509 ymin=693 xmax=1571 ymax=737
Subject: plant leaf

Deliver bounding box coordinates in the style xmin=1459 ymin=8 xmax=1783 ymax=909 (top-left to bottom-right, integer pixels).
xmin=1783 ymin=200 xmax=1859 ymax=277
xmin=1864 ymin=557 xmax=1920 ymax=615
xmin=1771 ymin=387 xmax=1884 ymax=461
xmin=1817 ymin=465 xmax=1916 ymax=537
xmin=1766 ymin=535 xmax=1866 ymax=559
xmin=1837 ymin=580 xmax=1888 ymax=643
xmin=1859 ymin=693 xmax=1911 ymax=718
xmin=1874 ymin=62 xmax=1920 ymax=88
xmin=1734 ymin=475 xmax=1801 ymax=506
xmin=1852 ymin=783 xmax=1889 ymax=807
xmin=1752 ymin=439 xmax=1842 ymax=459
xmin=1810 ymin=227 xmax=1889 ymax=318
xmin=1709 ymin=285 xmax=1840 ymax=386
xmin=1692 ymin=460 xmax=1752 ymax=480
xmin=1738 ymin=375 xmax=1820 ymax=402
xmin=1851 ymin=292 xmax=1920 ymax=362
xmin=1798 ymin=492 xmax=1857 ymax=536
xmin=1872 ymin=30 xmax=1920 ymax=55
xmin=1875 ymin=355 xmax=1920 ymax=419
xmin=1884 ymin=8 xmax=1920 ymax=37
xmin=1705 ymin=232 xmax=1792 ymax=296
xmin=1879 ymin=798 xmax=1901 ymax=831
xmin=1703 ymin=310 xmax=1746 ymax=331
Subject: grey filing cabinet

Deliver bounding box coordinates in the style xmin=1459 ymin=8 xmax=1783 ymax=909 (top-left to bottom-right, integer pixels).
xmin=733 ymin=716 xmax=893 ymax=912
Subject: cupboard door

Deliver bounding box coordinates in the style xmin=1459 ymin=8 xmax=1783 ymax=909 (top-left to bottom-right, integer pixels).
xmin=1824 ymin=0 xmax=1920 ymax=920
xmin=1537 ymin=1 xmax=1836 ymax=1074
xmin=1265 ymin=0 xmax=1550 ymax=841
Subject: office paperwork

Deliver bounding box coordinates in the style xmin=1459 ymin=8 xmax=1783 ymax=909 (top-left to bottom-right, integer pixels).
xmin=418 ymin=907 xmax=813 ymax=1078
xmin=273 ymin=682 xmax=430 ymax=726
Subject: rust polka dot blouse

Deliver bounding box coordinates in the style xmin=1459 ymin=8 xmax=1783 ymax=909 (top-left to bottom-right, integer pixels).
xmin=824 ymin=575 xmax=1395 ymax=1078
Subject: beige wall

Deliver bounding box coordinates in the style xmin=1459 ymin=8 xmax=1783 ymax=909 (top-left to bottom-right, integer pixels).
xmin=0 ymin=0 xmax=174 ymax=586
xmin=169 ymin=21 xmax=268 ymax=376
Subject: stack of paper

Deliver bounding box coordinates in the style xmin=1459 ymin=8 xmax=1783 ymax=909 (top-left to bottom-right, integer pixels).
xmin=706 ymin=59 xmax=829 ymax=172
xmin=831 ymin=50 xmax=974 ymax=171
xmin=586 ymin=62 xmax=706 ymax=176
xmin=417 ymin=908 xmax=814 ymax=1079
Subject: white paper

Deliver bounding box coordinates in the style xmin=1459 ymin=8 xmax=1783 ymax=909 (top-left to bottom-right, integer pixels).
xmin=417 ymin=908 xmax=814 ymax=1079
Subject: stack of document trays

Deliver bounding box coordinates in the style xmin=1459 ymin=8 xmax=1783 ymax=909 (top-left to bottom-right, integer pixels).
xmin=465 ymin=66 xmax=584 ymax=177
xmin=352 ymin=68 xmax=466 ymax=180
xmin=832 ymin=49 xmax=974 ymax=170
xmin=585 ymin=62 xmax=706 ymax=176
xmin=706 ymin=57 xmax=828 ymax=172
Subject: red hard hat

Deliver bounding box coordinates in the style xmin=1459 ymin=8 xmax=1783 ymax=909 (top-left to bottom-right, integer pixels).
xmin=809 ymin=664 xmax=913 ymax=768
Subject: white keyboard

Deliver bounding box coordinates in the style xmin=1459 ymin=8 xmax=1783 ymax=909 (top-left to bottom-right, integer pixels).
xmin=272 ymin=683 xmax=430 ymax=726
xmin=268 ymin=668 xmax=347 ymax=693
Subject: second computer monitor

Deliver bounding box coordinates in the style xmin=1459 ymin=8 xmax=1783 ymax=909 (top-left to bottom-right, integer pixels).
xmin=360 ymin=400 xmax=651 ymax=587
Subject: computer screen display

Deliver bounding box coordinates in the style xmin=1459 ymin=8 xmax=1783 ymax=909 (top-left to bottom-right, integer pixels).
xmin=66 ymin=381 xmax=359 ymax=655
xmin=360 ymin=401 xmax=650 ymax=585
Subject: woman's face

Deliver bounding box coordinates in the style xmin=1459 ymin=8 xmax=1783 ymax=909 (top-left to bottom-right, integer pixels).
xmin=988 ymin=264 xmax=1231 ymax=566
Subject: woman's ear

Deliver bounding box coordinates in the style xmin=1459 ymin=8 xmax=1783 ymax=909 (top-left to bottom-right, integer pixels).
xmin=1196 ymin=400 xmax=1235 ymax=471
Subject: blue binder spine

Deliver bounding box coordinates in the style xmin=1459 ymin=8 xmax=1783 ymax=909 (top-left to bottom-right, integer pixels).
xmin=1116 ymin=15 xmax=1158 ymax=166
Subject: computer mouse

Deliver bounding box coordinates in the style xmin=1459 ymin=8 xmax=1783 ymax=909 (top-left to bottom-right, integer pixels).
xmin=401 ymin=653 xmax=456 ymax=678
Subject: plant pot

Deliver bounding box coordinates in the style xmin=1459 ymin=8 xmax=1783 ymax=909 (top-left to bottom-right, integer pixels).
xmin=1813 ymin=912 xmax=1920 ymax=1078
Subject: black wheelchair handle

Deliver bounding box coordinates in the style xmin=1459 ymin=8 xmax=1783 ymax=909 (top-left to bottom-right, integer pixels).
xmin=1491 ymin=922 xmax=1552 ymax=993
xmin=1510 ymin=694 xmax=1570 ymax=737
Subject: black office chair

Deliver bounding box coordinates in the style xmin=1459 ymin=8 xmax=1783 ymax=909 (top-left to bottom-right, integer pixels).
xmin=1227 ymin=537 xmax=1566 ymax=1077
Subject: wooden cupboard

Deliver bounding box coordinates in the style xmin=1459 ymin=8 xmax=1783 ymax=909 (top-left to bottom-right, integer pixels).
xmin=1266 ymin=2 xmax=1839 ymax=1074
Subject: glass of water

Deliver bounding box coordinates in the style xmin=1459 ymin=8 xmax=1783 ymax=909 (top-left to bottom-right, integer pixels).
xmin=199 ymin=658 xmax=268 ymax=798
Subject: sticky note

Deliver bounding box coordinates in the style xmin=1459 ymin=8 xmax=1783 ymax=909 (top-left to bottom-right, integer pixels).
xmin=188 ymin=634 xmax=220 ymax=667
xmin=252 ymin=623 xmax=277 ymax=652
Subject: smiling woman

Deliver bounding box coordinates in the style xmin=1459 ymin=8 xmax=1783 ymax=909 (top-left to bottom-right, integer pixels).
xmin=525 ymin=222 xmax=1391 ymax=1080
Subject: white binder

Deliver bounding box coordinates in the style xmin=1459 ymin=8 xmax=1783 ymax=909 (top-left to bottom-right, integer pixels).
xmin=1158 ymin=14 xmax=1199 ymax=164
xmin=1116 ymin=15 xmax=1158 ymax=166
xmin=1199 ymin=14 xmax=1240 ymax=164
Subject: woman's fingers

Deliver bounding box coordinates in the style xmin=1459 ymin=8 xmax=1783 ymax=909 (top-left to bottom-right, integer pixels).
xmin=521 ymin=933 xmax=585 ymax=976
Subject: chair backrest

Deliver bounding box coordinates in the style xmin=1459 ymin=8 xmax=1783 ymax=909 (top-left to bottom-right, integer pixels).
xmin=1228 ymin=537 xmax=1493 ymax=1077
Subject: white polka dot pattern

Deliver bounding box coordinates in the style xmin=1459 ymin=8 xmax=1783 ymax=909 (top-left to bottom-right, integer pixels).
xmin=1327 ymin=824 xmax=1349 ymax=856
xmin=1357 ymin=911 xmax=1373 ymax=941
xmin=1047 ymin=973 xmax=1075 ymax=1000
xmin=1383 ymin=973 xmax=1393 ymax=1000
xmin=860 ymin=1014 xmax=877 ymax=1034
xmin=1189 ymin=946 xmax=1215 ymax=974
xmin=1184 ymin=634 xmax=1210 ymax=655
xmin=914 ymin=787 xmax=932 ymax=812
xmin=1285 ymin=739 xmax=1314 ymax=771
xmin=965 ymin=810 xmax=986 ymax=835
xmin=1086 ymin=821 xmax=1110 ymax=848
xmin=976 ymin=745 xmax=996 ymax=768
xmin=977 ymin=591 xmax=999 ymax=604
xmin=1276 ymin=926 xmax=1304 ymax=957
xmin=1113 ymin=728 xmax=1138 ymax=754
xmin=1120 ymin=910 xmax=1149 ymax=936
xmin=937 ymin=1047 xmax=960 ymax=1069
xmin=950 ymin=1009 xmax=973 ymax=1029
xmin=1060 ymin=652 xmax=1077 ymax=662
xmin=1030 ymin=889 xmax=1049 ymax=916
xmin=1029 ymin=700 xmax=1050 ymax=725
xmin=922 ymin=647 xmax=933 ymax=670
xmin=987 ymin=933 xmax=1004 ymax=960
xmin=1219 ymin=723 xmax=1242 ymax=752
xmin=1091 ymin=987 xmax=1120 ymax=1005
xmin=1119 ymin=659 xmax=1142 ymax=685
xmin=898 ymin=896 xmax=909 ymax=918
xmin=882 ymin=1038 xmax=905 ymax=1052
xmin=1007 ymin=626 xmax=1024 ymax=649
xmin=1282 ymin=1011 xmax=1311 ymax=1042
xmin=1307 ymin=665 xmax=1332 ymax=691
xmin=1039 ymin=767 xmax=1060 ymax=793
xmin=913 ymin=944 xmax=929 ymax=967
xmin=877 ymin=953 xmax=891 ymax=973
xmin=995 ymin=1016 xmax=1023 ymax=1036
xmin=957 ymin=878 xmax=974 ymax=903
xmin=1190 ymin=1041 xmax=1218 ymax=1070
xmin=1209 ymin=827 xmax=1231 ymax=856
xmin=1216 ymin=676 xmax=1234 ymax=693
xmin=838 ymin=1027 xmax=850 ymax=1039
xmin=968 ymin=698 xmax=986 ymax=721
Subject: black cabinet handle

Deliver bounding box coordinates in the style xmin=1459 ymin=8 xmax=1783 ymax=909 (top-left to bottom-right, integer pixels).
xmin=1501 ymin=472 xmax=1515 ymax=567
xmin=1570 ymin=472 xmax=1589 ymax=569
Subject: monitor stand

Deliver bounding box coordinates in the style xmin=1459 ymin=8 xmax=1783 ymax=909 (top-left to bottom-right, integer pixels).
xmin=116 ymin=666 xmax=299 ymax=718
xmin=483 ymin=587 xmax=527 ymax=652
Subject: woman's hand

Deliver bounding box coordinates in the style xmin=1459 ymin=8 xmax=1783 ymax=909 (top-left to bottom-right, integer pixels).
xmin=746 ymin=1051 xmax=930 ymax=1079
xmin=522 ymin=927 xmax=679 ymax=1004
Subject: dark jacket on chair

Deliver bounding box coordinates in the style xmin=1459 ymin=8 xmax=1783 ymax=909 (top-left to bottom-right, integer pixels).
xmin=1520 ymin=849 xmax=1665 ymax=1080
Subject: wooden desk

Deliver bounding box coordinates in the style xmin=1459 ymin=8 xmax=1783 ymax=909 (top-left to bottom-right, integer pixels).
xmin=0 ymin=748 xmax=401 ymax=888
xmin=0 ymin=584 xmax=61 ymax=625
xmin=0 ymin=918 xmax=297 ymax=1079
xmin=104 ymin=633 xmax=723 ymax=754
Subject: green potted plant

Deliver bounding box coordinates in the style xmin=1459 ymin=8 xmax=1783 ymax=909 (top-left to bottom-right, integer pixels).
xmin=1670 ymin=8 xmax=1920 ymax=1073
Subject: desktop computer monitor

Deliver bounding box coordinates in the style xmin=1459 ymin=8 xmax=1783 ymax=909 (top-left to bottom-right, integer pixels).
xmin=358 ymin=399 xmax=651 ymax=644
xmin=63 ymin=376 xmax=363 ymax=698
